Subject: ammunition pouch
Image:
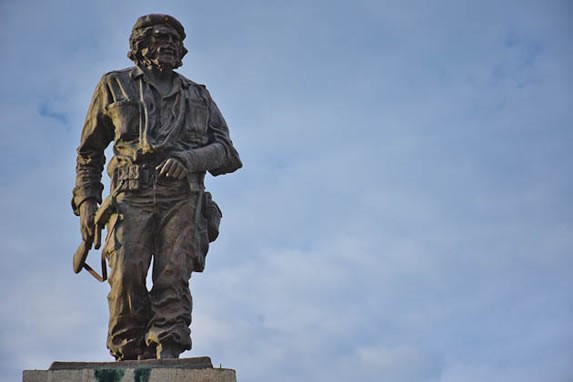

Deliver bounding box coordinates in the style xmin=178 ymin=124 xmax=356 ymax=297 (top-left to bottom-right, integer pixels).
xmin=114 ymin=163 xmax=205 ymax=192
xmin=115 ymin=164 xmax=156 ymax=191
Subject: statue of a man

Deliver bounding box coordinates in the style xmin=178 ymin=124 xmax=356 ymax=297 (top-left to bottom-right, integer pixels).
xmin=72 ymin=14 xmax=242 ymax=361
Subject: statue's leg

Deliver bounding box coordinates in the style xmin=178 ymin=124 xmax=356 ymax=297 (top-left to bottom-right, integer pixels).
xmin=105 ymin=192 xmax=154 ymax=360
xmin=146 ymin=191 xmax=199 ymax=358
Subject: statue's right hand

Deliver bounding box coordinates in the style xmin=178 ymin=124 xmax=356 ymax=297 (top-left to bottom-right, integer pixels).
xmin=79 ymin=199 xmax=98 ymax=243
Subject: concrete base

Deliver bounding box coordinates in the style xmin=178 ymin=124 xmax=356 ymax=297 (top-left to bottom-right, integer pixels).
xmin=23 ymin=357 xmax=237 ymax=382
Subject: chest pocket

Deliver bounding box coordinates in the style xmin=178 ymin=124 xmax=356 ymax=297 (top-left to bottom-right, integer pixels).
xmin=106 ymin=100 xmax=141 ymax=141
xmin=187 ymin=99 xmax=209 ymax=135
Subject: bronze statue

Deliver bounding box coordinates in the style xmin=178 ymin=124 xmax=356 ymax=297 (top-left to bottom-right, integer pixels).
xmin=72 ymin=14 xmax=241 ymax=361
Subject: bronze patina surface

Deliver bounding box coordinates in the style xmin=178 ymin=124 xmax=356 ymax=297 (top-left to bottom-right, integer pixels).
xmin=72 ymin=13 xmax=241 ymax=361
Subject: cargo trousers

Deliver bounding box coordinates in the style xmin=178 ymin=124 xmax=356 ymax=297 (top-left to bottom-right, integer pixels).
xmin=103 ymin=177 xmax=205 ymax=360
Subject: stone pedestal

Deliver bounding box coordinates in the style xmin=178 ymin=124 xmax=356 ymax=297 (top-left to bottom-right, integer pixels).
xmin=23 ymin=357 xmax=237 ymax=382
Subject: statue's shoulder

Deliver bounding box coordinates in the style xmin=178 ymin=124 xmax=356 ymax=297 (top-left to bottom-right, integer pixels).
xmin=105 ymin=67 xmax=134 ymax=75
xmin=99 ymin=67 xmax=138 ymax=82
xmin=176 ymin=72 xmax=207 ymax=90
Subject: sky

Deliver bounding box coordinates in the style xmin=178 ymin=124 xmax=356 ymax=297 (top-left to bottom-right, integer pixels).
xmin=0 ymin=0 xmax=572 ymax=381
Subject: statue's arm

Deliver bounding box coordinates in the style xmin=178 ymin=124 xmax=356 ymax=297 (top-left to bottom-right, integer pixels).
xmin=72 ymin=78 xmax=114 ymax=216
xmin=173 ymin=88 xmax=242 ymax=176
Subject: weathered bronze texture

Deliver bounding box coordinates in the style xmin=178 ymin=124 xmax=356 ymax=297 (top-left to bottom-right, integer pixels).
xmin=72 ymin=13 xmax=242 ymax=361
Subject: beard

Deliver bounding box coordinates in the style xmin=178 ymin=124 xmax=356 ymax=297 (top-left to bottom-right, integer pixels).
xmin=140 ymin=45 xmax=180 ymax=71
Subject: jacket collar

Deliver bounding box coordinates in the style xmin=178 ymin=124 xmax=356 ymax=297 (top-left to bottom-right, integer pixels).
xmin=129 ymin=66 xmax=191 ymax=90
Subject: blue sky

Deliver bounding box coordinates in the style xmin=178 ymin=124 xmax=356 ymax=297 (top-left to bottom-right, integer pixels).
xmin=1 ymin=1 xmax=572 ymax=381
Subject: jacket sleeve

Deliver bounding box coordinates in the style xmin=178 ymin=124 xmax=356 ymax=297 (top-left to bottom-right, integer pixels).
xmin=174 ymin=87 xmax=242 ymax=176
xmin=71 ymin=76 xmax=114 ymax=215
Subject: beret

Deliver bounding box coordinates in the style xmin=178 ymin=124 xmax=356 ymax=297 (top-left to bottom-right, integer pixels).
xmin=131 ymin=14 xmax=186 ymax=40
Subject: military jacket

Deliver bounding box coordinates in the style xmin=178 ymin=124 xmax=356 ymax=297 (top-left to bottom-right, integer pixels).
xmin=72 ymin=66 xmax=241 ymax=214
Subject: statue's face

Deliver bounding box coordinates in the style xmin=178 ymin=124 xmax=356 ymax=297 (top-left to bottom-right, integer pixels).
xmin=141 ymin=24 xmax=182 ymax=71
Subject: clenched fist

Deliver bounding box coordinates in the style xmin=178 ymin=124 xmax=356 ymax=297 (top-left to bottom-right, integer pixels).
xmin=79 ymin=199 xmax=98 ymax=243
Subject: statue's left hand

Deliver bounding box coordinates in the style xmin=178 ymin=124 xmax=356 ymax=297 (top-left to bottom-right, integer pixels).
xmin=156 ymin=157 xmax=186 ymax=179
xmin=79 ymin=199 xmax=98 ymax=243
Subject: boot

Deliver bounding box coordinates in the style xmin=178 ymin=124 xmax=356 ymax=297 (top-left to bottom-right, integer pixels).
xmin=137 ymin=347 xmax=156 ymax=360
xmin=156 ymin=343 xmax=182 ymax=359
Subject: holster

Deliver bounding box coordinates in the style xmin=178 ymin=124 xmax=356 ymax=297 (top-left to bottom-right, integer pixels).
xmin=203 ymin=192 xmax=222 ymax=242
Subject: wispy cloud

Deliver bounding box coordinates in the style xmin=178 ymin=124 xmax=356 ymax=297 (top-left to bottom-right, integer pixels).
xmin=1 ymin=1 xmax=572 ymax=382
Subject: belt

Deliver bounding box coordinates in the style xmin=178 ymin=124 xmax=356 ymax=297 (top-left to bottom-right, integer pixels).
xmin=114 ymin=163 xmax=205 ymax=192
